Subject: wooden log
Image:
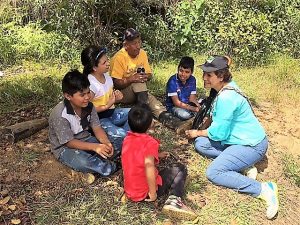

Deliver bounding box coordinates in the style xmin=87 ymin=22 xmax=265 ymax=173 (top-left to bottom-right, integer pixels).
xmin=0 ymin=118 xmax=48 ymax=143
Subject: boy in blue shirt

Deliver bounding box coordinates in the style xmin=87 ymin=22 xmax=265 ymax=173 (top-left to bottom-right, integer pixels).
xmin=166 ymin=56 xmax=200 ymax=121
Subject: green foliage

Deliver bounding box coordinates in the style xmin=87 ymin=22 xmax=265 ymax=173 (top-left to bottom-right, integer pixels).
xmin=168 ymin=0 xmax=300 ymax=65
xmin=0 ymin=22 xmax=80 ymax=68
xmin=1 ymin=0 xmax=300 ymax=67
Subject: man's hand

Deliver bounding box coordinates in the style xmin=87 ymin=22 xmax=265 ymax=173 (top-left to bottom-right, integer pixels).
xmin=93 ymin=143 xmax=113 ymax=159
xmin=128 ymin=72 xmax=148 ymax=83
xmin=144 ymin=192 xmax=157 ymax=202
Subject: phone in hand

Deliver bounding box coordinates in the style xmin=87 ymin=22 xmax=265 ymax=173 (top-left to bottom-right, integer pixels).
xmin=137 ymin=67 xmax=145 ymax=74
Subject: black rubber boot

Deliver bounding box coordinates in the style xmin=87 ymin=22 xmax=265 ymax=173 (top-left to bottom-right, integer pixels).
xmin=158 ymin=111 xmax=183 ymax=130
xmin=136 ymin=91 xmax=149 ymax=105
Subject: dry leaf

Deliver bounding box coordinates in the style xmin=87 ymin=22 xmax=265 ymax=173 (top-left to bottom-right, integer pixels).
xmin=8 ymin=205 xmax=16 ymax=210
xmin=0 ymin=196 xmax=10 ymax=205
xmin=0 ymin=189 xmax=9 ymax=196
xmin=163 ymin=219 xmax=174 ymax=225
xmin=19 ymin=196 xmax=26 ymax=204
xmin=120 ymin=194 xmax=128 ymax=204
xmin=11 ymin=219 xmax=21 ymax=224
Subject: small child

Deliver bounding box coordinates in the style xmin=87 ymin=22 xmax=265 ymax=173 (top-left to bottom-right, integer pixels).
xmin=48 ymin=70 xmax=120 ymax=181
xmin=166 ymin=56 xmax=201 ymax=121
xmin=121 ymin=104 xmax=197 ymax=220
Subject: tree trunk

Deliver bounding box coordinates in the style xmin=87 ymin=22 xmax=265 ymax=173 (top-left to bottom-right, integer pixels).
xmin=0 ymin=118 xmax=48 ymax=143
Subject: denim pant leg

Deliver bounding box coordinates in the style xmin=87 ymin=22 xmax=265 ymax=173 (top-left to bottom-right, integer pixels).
xmin=171 ymin=107 xmax=194 ymax=120
xmin=206 ymin=137 xmax=268 ymax=197
xmin=100 ymin=118 xmax=127 ymax=157
xmin=110 ymin=108 xmax=131 ymax=132
xmin=58 ymin=136 xmax=117 ymax=176
xmin=194 ymin=136 xmax=227 ymax=158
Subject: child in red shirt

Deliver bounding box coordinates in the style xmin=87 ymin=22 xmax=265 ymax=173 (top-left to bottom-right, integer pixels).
xmin=121 ymin=104 xmax=197 ymax=220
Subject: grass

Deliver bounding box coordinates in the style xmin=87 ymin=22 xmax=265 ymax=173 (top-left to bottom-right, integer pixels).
xmin=1 ymin=55 xmax=300 ymax=224
xmin=282 ymin=154 xmax=300 ymax=187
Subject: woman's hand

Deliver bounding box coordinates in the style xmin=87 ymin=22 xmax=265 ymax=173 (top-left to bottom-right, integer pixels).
xmin=107 ymin=92 xmax=116 ymax=107
xmin=114 ymin=90 xmax=123 ymax=102
xmin=185 ymin=129 xmax=200 ymax=139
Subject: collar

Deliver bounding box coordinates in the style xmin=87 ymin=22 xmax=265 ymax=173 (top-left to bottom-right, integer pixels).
xmin=64 ymin=99 xmax=93 ymax=129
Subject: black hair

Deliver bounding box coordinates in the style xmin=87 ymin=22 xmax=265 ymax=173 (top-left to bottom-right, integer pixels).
xmin=178 ymin=56 xmax=195 ymax=73
xmin=128 ymin=104 xmax=153 ymax=133
xmin=62 ymin=69 xmax=90 ymax=96
xmin=81 ymin=45 xmax=107 ymax=76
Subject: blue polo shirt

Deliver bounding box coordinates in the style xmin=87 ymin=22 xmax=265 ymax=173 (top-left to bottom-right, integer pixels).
xmin=165 ymin=74 xmax=197 ymax=111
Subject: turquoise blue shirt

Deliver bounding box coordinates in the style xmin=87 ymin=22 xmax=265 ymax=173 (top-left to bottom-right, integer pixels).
xmin=207 ymin=81 xmax=266 ymax=146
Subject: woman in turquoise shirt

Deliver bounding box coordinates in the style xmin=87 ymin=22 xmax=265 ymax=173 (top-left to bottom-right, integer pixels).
xmin=186 ymin=56 xmax=279 ymax=219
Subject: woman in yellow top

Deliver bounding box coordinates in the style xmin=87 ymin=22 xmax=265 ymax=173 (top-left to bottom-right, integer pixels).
xmin=81 ymin=45 xmax=130 ymax=156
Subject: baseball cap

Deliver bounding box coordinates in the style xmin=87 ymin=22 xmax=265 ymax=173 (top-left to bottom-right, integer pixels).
xmin=200 ymin=56 xmax=229 ymax=72
xmin=123 ymin=28 xmax=140 ymax=41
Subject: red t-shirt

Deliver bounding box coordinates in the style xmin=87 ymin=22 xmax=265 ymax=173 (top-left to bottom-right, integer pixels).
xmin=121 ymin=131 xmax=162 ymax=201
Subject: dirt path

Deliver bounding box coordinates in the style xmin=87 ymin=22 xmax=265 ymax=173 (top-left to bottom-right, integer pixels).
xmin=0 ymin=102 xmax=299 ymax=224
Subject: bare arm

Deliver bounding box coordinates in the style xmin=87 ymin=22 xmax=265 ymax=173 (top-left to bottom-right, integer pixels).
xmin=144 ymin=156 xmax=157 ymax=201
xmin=65 ymin=137 xmax=112 ymax=159
xmin=189 ymin=94 xmax=201 ymax=108
xmin=92 ymin=125 xmax=113 ymax=158
xmin=113 ymin=72 xmax=150 ymax=89
xmin=171 ymin=95 xmax=199 ymax=112
xmin=90 ymin=91 xmax=115 ymax=113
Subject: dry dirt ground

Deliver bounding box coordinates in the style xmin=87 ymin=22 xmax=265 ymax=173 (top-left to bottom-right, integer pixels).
xmin=0 ymin=102 xmax=299 ymax=224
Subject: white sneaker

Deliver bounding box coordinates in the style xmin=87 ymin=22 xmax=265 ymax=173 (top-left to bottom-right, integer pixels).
xmin=243 ymin=166 xmax=258 ymax=180
xmin=162 ymin=195 xmax=197 ymax=220
xmin=258 ymin=182 xmax=279 ymax=219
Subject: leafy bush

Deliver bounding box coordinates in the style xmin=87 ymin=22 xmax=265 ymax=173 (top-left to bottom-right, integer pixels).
xmin=1 ymin=0 xmax=300 ymax=67
xmin=0 ymin=22 xmax=80 ymax=68
xmin=168 ymin=0 xmax=300 ymax=65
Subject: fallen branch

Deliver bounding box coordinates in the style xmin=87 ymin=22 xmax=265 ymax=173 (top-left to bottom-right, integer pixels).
xmin=0 ymin=118 xmax=48 ymax=143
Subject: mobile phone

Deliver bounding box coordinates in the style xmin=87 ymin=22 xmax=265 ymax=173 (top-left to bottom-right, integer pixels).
xmin=137 ymin=67 xmax=145 ymax=74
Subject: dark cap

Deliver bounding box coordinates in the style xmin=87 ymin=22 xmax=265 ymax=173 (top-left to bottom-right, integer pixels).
xmin=200 ymin=56 xmax=229 ymax=72
xmin=123 ymin=28 xmax=140 ymax=41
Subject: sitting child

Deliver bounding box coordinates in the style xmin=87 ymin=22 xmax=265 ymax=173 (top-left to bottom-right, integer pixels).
xmin=81 ymin=45 xmax=130 ymax=154
xmin=121 ymin=104 xmax=197 ymax=220
xmin=165 ymin=56 xmax=201 ymax=121
xmin=48 ymin=70 xmax=120 ymax=182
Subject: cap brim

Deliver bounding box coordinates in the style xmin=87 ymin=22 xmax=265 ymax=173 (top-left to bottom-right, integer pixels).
xmin=200 ymin=65 xmax=218 ymax=72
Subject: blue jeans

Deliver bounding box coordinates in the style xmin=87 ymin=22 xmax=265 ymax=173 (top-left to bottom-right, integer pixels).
xmin=100 ymin=108 xmax=130 ymax=153
xmin=58 ymin=136 xmax=119 ymax=176
xmin=194 ymin=136 xmax=268 ymax=197
xmin=171 ymin=107 xmax=195 ymax=120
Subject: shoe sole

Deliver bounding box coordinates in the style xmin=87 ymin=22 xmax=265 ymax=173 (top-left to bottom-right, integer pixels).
xmin=162 ymin=205 xmax=198 ymax=221
xmin=267 ymin=182 xmax=279 ymax=219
